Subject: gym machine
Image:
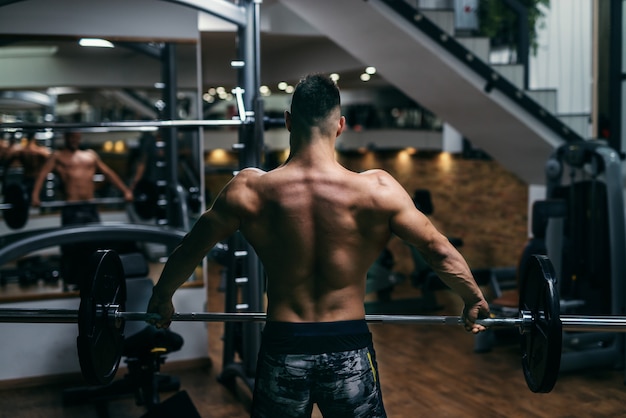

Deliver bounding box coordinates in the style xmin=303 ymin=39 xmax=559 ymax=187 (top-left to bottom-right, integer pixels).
xmin=544 ymin=140 xmax=625 ymax=374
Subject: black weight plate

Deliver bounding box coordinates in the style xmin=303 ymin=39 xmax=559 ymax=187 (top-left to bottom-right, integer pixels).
xmin=3 ymin=183 xmax=29 ymax=229
xmin=133 ymin=178 xmax=158 ymax=220
xmin=77 ymin=249 xmax=126 ymax=385
xmin=519 ymin=254 xmax=562 ymax=393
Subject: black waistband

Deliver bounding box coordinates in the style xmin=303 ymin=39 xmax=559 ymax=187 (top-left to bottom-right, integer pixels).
xmin=260 ymin=320 xmax=371 ymax=355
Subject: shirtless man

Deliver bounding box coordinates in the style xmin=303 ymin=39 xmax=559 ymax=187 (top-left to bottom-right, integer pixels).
xmin=4 ymin=131 xmax=50 ymax=198
xmin=31 ymin=130 xmax=133 ymax=214
xmin=147 ymin=74 xmax=489 ymax=418
xmin=31 ymin=130 xmax=133 ymax=289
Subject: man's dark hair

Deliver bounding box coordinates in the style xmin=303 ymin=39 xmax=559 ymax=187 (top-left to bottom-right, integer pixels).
xmin=290 ymin=74 xmax=340 ymax=134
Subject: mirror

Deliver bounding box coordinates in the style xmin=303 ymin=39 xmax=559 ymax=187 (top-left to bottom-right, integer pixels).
xmin=0 ymin=36 xmax=204 ymax=298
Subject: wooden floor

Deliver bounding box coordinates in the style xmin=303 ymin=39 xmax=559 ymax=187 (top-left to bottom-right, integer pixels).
xmin=1 ymin=270 xmax=625 ymax=418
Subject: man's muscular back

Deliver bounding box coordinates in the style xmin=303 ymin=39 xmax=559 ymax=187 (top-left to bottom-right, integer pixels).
xmin=148 ymin=73 xmax=489 ymax=336
xmin=232 ymin=160 xmax=400 ymax=323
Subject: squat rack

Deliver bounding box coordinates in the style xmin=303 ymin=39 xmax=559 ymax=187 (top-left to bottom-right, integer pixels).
xmin=0 ymin=0 xmax=266 ymax=393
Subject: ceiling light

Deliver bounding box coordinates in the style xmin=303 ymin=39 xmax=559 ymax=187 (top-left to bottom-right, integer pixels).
xmin=330 ymin=73 xmax=340 ymax=82
xmin=365 ymin=66 xmax=376 ymax=75
xmin=79 ymin=38 xmax=114 ymax=48
xmin=360 ymin=73 xmax=371 ymax=82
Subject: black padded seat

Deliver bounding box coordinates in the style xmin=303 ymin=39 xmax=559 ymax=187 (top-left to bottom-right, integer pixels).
xmin=123 ymin=326 xmax=184 ymax=359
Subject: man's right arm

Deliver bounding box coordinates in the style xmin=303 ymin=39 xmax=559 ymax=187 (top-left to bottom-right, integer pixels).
xmin=147 ymin=173 xmax=251 ymax=328
xmin=31 ymin=154 xmax=57 ymax=206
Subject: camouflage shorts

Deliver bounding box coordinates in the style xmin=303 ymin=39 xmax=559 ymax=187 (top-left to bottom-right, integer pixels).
xmin=251 ymin=321 xmax=387 ymax=418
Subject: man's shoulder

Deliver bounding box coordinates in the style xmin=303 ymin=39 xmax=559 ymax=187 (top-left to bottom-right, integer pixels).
xmin=231 ymin=167 xmax=266 ymax=184
xmin=358 ymin=168 xmax=397 ymax=184
xmin=237 ymin=167 xmax=266 ymax=177
xmin=225 ymin=167 xmax=266 ymax=193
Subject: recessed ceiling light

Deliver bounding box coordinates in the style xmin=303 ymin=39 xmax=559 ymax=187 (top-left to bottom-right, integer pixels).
xmin=79 ymin=38 xmax=114 ymax=48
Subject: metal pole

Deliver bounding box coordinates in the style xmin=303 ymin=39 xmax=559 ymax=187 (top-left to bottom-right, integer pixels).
xmin=0 ymin=309 xmax=79 ymax=323
xmin=162 ymin=42 xmax=182 ymax=228
xmin=609 ymin=0 xmax=623 ymax=153
xmin=560 ymin=315 xmax=626 ymax=332
xmin=234 ymin=0 xmax=264 ymax=379
xmin=5 ymin=308 xmax=626 ymax=333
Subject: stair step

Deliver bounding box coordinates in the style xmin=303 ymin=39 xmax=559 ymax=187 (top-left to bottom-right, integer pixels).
xmin=491 ymin=64 xmax=524 ymax=90
xmin=417 ymin=0 xmax=454 ymax=9
xmin=421 ymin=10 xmax=455 ymax=35
xmin=525 ymin=89 xmax=558 ymax=114
xmin=456 ymin=37 xmax=490 ymax=62
xmin=558 ymin=114 xmax=591 ymax=139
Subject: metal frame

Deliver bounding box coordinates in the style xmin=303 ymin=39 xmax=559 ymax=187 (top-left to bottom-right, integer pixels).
xmin=0 ymin=223 xmax=187 ymax=266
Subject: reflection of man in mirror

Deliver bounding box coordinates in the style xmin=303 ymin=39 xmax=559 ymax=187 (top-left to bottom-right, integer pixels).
xmin=4 ymin=131 xmax=50 ymax=199
xmin=30 ymin=130 xmax=133 ymax=290
xmin=31 ymin=130 xmax=132 ymax=215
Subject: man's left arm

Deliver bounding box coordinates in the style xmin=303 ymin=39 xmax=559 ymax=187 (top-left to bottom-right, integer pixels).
xmin=94 ymin=153 xmax=133 ymax=201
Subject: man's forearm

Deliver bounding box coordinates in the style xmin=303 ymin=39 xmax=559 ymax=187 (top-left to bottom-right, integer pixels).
xmin=31 ymin=172 xmax=47 ymax=201
xmin=153 ymin=243 xmax=205 ymax=299
xmin=424 ymin=241 xmax=485 ymax=304
xmin=108 ymin=173 xmax=131 ymax=195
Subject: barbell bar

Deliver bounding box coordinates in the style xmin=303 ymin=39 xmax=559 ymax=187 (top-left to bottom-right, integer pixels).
xmin=0 ymin=196 xmax=135 ymax=211
xmin=0 ymin=249 xmax=623 ymax=394
xmin=0 ymin=116 xmax=286 ymax=132
xmin=2 ymin=307 xmax=626 ymax=332
xmin=0 ymin=179 xmax=160 ymax=229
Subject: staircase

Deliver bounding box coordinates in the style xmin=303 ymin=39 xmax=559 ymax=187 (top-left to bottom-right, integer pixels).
xmin=279 ymin=0 xmax=589 ymax=185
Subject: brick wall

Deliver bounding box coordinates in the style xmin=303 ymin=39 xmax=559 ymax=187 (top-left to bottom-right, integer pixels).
xmin=338 ymin=151 xmax=529 ymax=269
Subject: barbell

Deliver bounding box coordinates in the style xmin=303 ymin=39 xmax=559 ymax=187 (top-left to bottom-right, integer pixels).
xmin=1 ymin=250 xmax=626 ymax=393
xmin=0 ymin=179 xmax=160 ymax=229
xmin=0 ymin=116 xmax=286 ymax=132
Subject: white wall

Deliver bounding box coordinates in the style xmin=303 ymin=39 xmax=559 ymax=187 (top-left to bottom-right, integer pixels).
xmin=529 ymin=0 xmax=593 ymax=115
xmin=0 ymin=0 xmax=198 ymax=40
xmin=0 ymin=288 xmax=207 ymax=382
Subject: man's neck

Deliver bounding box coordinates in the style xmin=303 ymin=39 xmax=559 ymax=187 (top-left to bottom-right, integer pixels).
xmin=287 ymin=135 xmax=336 ymax=165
